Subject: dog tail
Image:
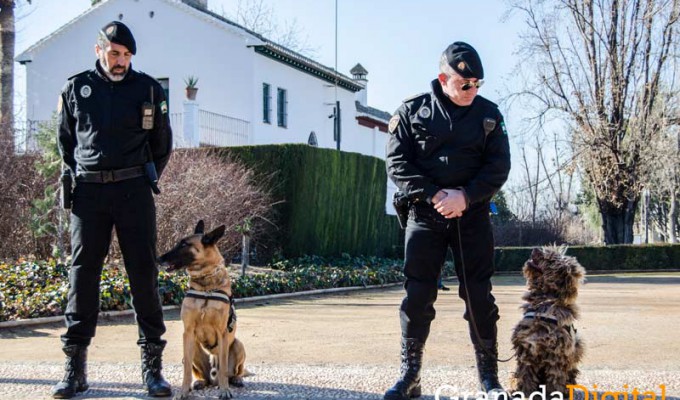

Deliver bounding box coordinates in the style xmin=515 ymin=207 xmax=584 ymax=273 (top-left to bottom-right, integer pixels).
xmin=240 ymin=368 xmax=254 ymax=378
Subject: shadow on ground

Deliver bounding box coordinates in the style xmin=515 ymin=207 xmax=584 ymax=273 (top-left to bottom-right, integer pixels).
xmin=0 ymin=377 xmax=387 ymax=399
xmin=2 ymin=377 xmax=677 ymax=400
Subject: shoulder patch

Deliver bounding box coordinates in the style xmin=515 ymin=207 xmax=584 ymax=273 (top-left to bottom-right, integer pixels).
xmin=388 ymin=115 xmax=400 ymax=134
xmin=160 ymin=100 xmax=168 ymax=114
xmin=500 ymin=121 xmax=508 ymax=135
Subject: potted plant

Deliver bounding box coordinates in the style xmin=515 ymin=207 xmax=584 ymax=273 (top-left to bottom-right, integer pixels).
xmin=184 ymin=76 xmax=199 ymax=100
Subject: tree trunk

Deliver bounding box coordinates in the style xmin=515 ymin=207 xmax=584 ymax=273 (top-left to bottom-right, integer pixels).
xmin=0 ymin=1 xmax=15 ymax=143
xmin=600 ymin=198 xmax=638 ymax=244
xmin=241 ymin=233 xmax=250 ymax=276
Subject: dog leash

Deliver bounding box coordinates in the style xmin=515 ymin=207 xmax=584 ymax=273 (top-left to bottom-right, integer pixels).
xmin=455 ymin=218 xmax=515 ymax=363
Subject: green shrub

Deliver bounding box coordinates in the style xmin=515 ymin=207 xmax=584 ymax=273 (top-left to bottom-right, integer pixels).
xmin=5 ymin=244 xmax=675 ymax=322
xmin=0 ymin=256 xmax=413 ymax=322
xmin=215 ymin=145 xmax=403 ymax=259
xmin=0 ymin=259 xmax=69 ymax=320
xmin=495 ymin=244 xmax=680 ymax=272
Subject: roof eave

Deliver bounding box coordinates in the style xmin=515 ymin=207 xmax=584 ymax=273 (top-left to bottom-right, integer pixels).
xmin=253 ymin=44 xmax=363 ymax=92
xmin=16 ymin=0 xmax=264 ymax=60
xmin=357 ymin=113 xmax=389 ymax=124
xmin=16 ymin=0 xmax=109 ymax=58
xmin=15 ymin=52 xmax=32 ymax=64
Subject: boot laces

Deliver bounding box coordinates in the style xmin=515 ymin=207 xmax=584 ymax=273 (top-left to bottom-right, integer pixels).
xmin=62 ymin=359 xmax=78 ymax=382
xmin=399 ymin=341 xmax=423 ymax=380
xmin=142 ymin=344 xmax=165 ymax=379
xmin=143 ymin=353 xmax=162 ymax=376
xmin=61 ymin=350 xmax=85 ymax=383
xmin=478 ymin=351 xmax=498 ymax=374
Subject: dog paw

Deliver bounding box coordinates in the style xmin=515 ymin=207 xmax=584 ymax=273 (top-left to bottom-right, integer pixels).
xmin=192 ymin=380 xmax=207 ymax=391
xmin=173 ymin=392 xmax=190 ymax=400
xmin=229 ymin=376 xmax=245 ymax=388
xmin=218 ymin=388 xmax=234 ymax=399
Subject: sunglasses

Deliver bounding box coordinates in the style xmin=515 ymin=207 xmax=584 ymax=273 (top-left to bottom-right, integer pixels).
xmin=461 ymin=80 xmax=484 ymax=91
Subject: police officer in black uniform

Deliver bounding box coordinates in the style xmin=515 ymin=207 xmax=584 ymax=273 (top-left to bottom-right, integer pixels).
xmin=384 ymin=42 xmax=511 ymax=400
xmin=52 ymin=21 xmax=172 ymax=399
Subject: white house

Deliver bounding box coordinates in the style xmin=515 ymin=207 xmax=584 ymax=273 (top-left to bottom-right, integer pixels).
xmin=16 ymin=0 xmax=397 ymax=213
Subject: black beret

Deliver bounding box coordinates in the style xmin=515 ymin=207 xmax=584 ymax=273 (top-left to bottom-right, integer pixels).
xmin=100 ymin=21 xmax=136 ymax=55
xmin=444 ymin=41 xmax=483 ymax=80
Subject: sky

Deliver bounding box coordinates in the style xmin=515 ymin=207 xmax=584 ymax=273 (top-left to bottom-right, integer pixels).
xmin=14 ymin=0 xmax=530 ymax=180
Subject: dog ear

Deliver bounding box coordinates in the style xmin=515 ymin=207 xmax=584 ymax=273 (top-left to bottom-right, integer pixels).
xmin=202 ymin=225 xmax=226 ymax=245
xmin=194 ymin=220 xmax=205 ymax=235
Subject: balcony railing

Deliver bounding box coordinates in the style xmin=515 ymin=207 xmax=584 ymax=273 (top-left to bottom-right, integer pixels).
xmin=198 ymin=110 xmax=250 ymax=147
xmin=19 ymin=108 xmax=250 ymax=152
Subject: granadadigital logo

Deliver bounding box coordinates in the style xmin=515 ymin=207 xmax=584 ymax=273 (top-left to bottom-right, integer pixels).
xmin=434 ymin=384 xmax=668 ymax=400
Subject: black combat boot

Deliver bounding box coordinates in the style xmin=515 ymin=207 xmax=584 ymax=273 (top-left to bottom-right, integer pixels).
xmin=383 ymin=338 xmax=424 ymax=400
xmin=474 ymin=339 xmax=504 ymax=395
xmin=140 ymin=342 xmax=172 ymax=397
xmin=51 ymin=345 xmax=89 ymax=399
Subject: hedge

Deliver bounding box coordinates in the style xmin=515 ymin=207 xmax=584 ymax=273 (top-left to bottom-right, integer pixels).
xmin=214 ymin=145 xmax=403 ymax=258
xmin=0 ymin=256 xmax=431 ymax=322
xmin=495 ymin=244 xmax=680 ymax=272
xmin=2 ymin=244 xmax=678 ymax=321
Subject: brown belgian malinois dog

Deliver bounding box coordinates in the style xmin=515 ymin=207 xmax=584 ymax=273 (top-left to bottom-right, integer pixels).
xmin=158 ymin=220 xmax=246 ymax=400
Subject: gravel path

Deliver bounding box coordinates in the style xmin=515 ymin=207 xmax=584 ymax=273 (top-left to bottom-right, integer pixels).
xmin=1 ymin=362 xmax=678 ymax=400
xmin=2 ymin=274 xmax=679 ymax=399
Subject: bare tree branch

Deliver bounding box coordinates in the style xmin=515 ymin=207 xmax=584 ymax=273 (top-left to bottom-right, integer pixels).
xmin=508 ymin=0 xmax=680 ymax=243
xmin=226 ymin=0 xmax=318 ymax=57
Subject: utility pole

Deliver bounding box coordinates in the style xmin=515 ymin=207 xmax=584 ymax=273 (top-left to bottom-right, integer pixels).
xmin=333 ymin=0 xmax=340 ymax=150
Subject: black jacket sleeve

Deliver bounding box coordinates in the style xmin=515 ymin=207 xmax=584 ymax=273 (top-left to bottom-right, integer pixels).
xmin=57 ymin=82 xmax=77 ymax=174
xmin=462 ymin=114 xmax=511 ymax=204
xmin=150 ymin=82 xmax=173 ymax=178
xmin=385 ymin=105 xmax=440 ymax=203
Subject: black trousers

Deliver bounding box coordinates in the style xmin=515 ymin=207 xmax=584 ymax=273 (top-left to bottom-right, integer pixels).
xmin=61 ymin=177 xmax=166 ymax=347
xmin=400 ymin=201 xmax=499 ymax=343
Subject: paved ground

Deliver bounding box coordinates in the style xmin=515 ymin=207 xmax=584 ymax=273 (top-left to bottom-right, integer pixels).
xmin=1 ymin=273 xmax=679 ymax=399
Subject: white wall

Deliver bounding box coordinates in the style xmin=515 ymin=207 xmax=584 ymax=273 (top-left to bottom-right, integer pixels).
xmin=251 ymin=53 xmax=359 ymax=150
xmin=21 ymin=0 xmax=258 ymax=123
xmin=21 ymin=0 xmax=382 ymax=158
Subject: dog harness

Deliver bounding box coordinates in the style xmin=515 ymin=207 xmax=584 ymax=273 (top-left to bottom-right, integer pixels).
xmin=523 ymin=311 xmax=558 ymax=324
xmin=523 ymin=311 xmax=577 ymax=336
xmin=185 ymin=289 xmax=237 ymax=333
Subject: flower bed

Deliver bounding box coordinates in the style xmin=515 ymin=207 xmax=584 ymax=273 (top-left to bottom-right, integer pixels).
xmin=0 ymin=255 xmax=437 ymax=322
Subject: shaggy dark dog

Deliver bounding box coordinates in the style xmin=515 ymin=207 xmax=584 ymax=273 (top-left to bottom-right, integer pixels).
xmin=511 ymin=246 xmax=586 ymax=396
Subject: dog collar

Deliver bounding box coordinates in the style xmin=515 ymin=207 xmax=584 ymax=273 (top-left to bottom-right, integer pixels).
xmin=185 ymin=289 xmax=232 ymax=304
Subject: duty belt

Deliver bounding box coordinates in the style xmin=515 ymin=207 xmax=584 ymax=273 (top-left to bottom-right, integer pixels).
xmin=76 ymin=166 xmax=145 ymax=183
